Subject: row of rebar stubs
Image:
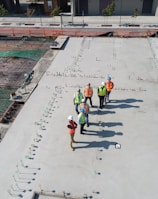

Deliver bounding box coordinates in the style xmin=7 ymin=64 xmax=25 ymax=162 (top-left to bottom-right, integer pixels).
xmin=8 ymin=159 xmax=41 ymax=198
xmin=8 ymin=87 xmax=63 ymax=198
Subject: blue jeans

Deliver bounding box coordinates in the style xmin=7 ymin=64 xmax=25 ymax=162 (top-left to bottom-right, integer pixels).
xmin=75 ymin=103 xmax=79 ymax=114
xmin=85 ymin=113 xmax=89 ymax=126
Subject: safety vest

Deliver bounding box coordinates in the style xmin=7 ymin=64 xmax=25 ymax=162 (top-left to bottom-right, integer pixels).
xmin=67 ymin=121 xmax=77 ymax=134
xmin=78 ymin=113 xmax=85 ymax=124
xmin=106 ymin=81 xmax=114 ymax=91
xmin=84 ymin=86 xmax=93 ymax=97
xmin=74 ymin=92 xmax=83 ymax=104
xmin=98 ymin=86 xmax=106 ymax=96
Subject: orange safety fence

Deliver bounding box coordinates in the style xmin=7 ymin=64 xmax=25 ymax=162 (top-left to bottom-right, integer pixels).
xmin=0 ymin=27 xmax=157 ymax=38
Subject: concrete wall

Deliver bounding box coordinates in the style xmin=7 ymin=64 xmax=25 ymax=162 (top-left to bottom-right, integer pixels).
xmin=71 ymin=0 xmax=158 ymax=16
xmin=115 ymin=0 xmax=143 ymax=16
xmin=152 ymin=0 xmax=158 ymax=15
xmin=88 ymin=0 xmax=99 ymax=15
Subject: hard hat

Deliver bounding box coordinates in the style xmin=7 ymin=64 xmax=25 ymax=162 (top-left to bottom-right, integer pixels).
xmin=101 ymin=82 xmax=105 ymax=86
xmin=80 ymin=108 xmax=85 ymax=113
xmin=107 ymin=76 xmax=111 ymax=81
xmin=68 ymin=115 xmax=73 ymax=120
xmin=77 ymin=89 xmax=80 ymax=92
xmin=81 ymin=98 xmax=85 ymax=102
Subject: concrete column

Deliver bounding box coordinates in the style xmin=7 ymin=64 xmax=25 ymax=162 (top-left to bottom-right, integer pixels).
xmin=155 ymin=0 xmax=158 ymax=16
xmin=71 ymin=0 xmax=76 ymax=16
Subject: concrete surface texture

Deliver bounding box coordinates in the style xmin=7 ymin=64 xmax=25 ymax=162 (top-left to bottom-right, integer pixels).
xmin=0 ymin=36 xmax=158 ymax=199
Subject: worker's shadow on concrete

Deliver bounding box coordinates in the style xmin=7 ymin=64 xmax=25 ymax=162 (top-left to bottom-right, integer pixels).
xmin=75 ymin=140 xmax=117 ymax=150
xmin=90 ymin=110 xmax=115 ymax=115
xmin=111 ymin=98 xmax=143 ymax=104
xmin=105 ymin=98 xmax=143 ymax=109
xmin=106 ymin=103 xmax=140 ymax=109
xmin=85 ymin=130 xmax=123 ymax=138
xmin=90 ymin=122 xmax=123 ymax=127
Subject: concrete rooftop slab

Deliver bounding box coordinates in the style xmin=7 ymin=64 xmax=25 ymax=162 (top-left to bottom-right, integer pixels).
xmin=0 ymin=37 xmax=158 ymax=199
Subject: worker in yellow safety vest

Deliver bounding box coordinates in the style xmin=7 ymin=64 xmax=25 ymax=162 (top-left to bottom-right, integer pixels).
xmin=79 ymin=98 xmax=90 ymax=127
xmin=78 ymin=108 xmax=86 ymax=134
xmin=84 ymin=83 xmax=93 ymax=107
xmin=105 ymin=76 xmax=114 ymax=103
xmin=73 ymin=89 xmax=84 ymax=114
xmin=97 ymin=82 xmax=106 ymax=109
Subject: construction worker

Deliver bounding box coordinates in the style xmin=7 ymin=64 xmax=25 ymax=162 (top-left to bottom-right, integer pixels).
xmin=84 ymin=83 xmax=93 ymax=107
xmin=78 ymin=108 xmax=86 ymax=134
xmin=79 ymin=98 xmax=90 ymax=127
xmin=105 ymin=76 xmax=114 ymax=103
xmin=73 ymin=89 xmax=84 ymax=114
xmin=97 ymin=82 xmax=106 ymax=109
xmin=67 ymin=115 xmax=78 ymax=151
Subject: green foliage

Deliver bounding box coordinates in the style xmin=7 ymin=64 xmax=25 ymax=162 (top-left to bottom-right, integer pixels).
xmin=102 ymin=0 xmax=115 ymax=16
xmin=0 ymin=4 xmax=8 ymax=16
xmin=50 ymin=6 xmax=61 ymax=17
xmin=133 ymin=8 xmax=139 ymax=17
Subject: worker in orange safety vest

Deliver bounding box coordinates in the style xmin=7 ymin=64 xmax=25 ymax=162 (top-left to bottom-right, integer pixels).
xmin=105 ymin=76 xmax=114 ymax=103
xmin=84 ymin=83 xmax=93 ymax=107
xmin=67 ymin=115 xmax=78 ymax=151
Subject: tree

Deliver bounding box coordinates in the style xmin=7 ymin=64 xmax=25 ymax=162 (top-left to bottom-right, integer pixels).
xmin=102 ymin=0 xmax=115 ymax=25
xmin=102 ymin=0 xmax=115 ymax=16
xmin=133 ymin=8 xmax=139 ymax=17
xmin=131 ymin=8 xmax=139 ymax=25
xmin=50 ymin=6 xmax=61 ymax=17
xmin=0 ymin=4 xmax=8 ymax=16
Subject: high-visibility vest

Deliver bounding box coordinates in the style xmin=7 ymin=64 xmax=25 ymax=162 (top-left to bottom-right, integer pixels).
xmin=106 ymin=81 xmax=114 ymax=91
xmin=98 ymin=86 xmax=106 ymax=96
xmin=78 ymin=113 xmax=85 ymax=124
xmin=67 ymin=121 xmax=77 ymax=134
xmin=84 ymin=86 xmax=93 ymax=97
xmin=74 ymin=92 xmax=83 ymax=104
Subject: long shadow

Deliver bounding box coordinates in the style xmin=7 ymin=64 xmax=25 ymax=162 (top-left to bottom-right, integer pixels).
xmin=90 ymin=122 xmax=123 ymax=127
xmin=75 ymin=140 xmax=117 ymax=149
xmin=111 ymin=98 xmax=143 ymax=104
xmin=104 ymin=98 xmax=143 ymax=109
xmin=84 ymin=129 xmax=123 ymax=138
xmin=90 ymin=110 xmax=115 ymax=115
xmin=105 ymin=103 xmax=140 ymax=109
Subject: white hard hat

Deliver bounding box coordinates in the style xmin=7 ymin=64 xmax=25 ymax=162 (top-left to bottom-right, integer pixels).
xmin=101 ymin=82 xmax=105 ymax=86
xmin=67 ymin=115 xmax=73 ymax=120
xmin=81 ymin=99 xmax=85 ymax=102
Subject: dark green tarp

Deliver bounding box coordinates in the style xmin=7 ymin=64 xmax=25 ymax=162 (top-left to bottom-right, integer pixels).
xmin=0 ymin=49 xmax=47 ymax=60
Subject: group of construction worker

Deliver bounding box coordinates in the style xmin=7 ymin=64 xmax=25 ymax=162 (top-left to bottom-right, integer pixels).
xmin=67 ymin=76 xmax=114 ymax=151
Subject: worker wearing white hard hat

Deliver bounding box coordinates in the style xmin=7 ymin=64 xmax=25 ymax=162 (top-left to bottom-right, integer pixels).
xmin=105 ymin=76 xmax=114 ymax=103
xmin=97 ymin=82 xmax=106 ymax=108
xmin=67 ymin=115 xmax=78 ymax=151
xmin=79 ymin=98 xmax=90 ymax=127
xmin=78 ymin=108 xmax=86 ymax=134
